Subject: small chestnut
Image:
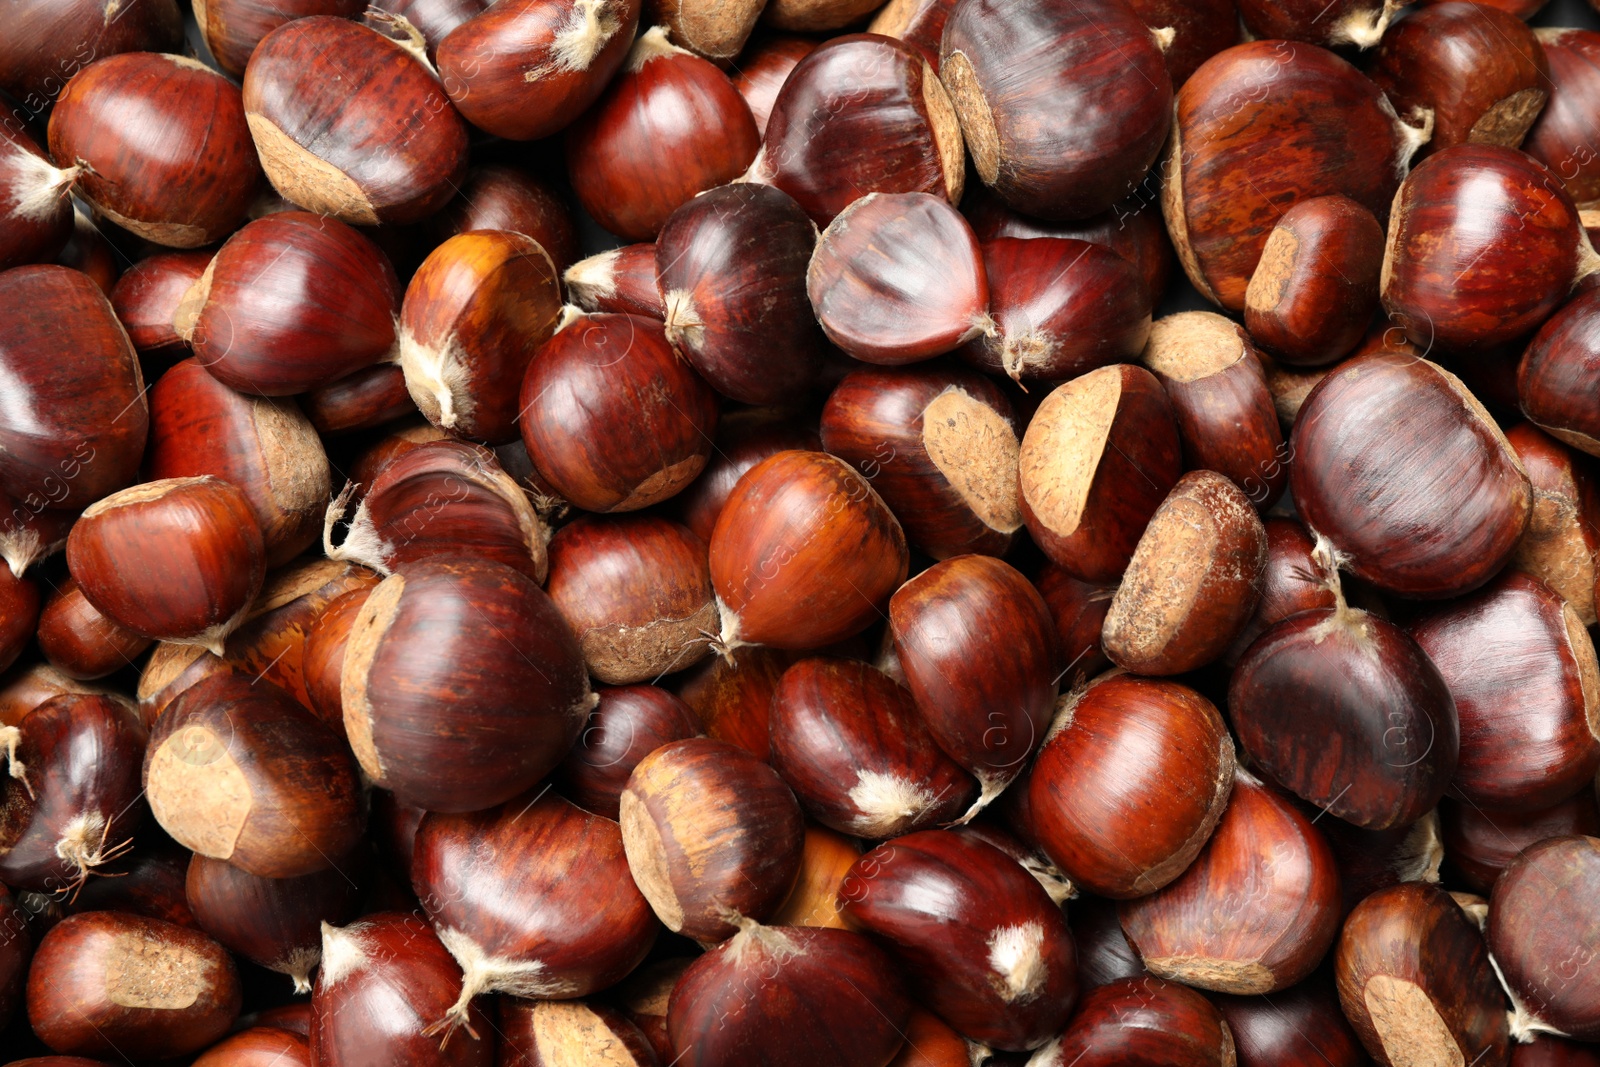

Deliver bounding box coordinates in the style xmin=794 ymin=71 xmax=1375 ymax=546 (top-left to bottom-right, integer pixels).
xmin=1030 ymin=976 xmax=1236 ymax=1067
xmin=556 ymin=685 xmax=699 ymax=820
xmin=1506 ymin=422 xmax=1600 ymax=623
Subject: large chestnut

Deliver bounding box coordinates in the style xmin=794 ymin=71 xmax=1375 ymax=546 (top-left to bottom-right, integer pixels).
xmin=556 ymin=685 xmax=699 ymax=820
xmin=1029 ymin=674 xmax=1236 ymax=898
xmin=620 ymin=737 xmax=804 ymax=941
xmin=341 ymin=558 xmax=591 ymax=813
xmin=709 ymin=450 xmax=908 ymax=651
xmin=1489 ymin=835 xmax=1600 ymax=1040
xmin=839 ymin=829 xmax=1077 ymax=1050
xmin=1030 ymin=976 xmax=1236 ymax=1067
xmin=1441 ymin=792 xmax=1600 ymax=894
xmin=1525 ymin=29 xmax=1600 ymax=208
xmin=412 ymin=792 xmax=657 ymax=1035
xmin=0 ymin=0 xmax=182 ymax=107
xmin=1291 ymin=350 xmax=1532 ymax=598
xmin=49 ymin=53 xmax=258 ymax=247
xmin=243 ymin=16 xmax=469 ymax=224
xmin=938 ymin=0 xmax=1172 ymax=220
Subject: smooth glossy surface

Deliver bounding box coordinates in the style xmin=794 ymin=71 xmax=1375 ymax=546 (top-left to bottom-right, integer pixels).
xmin=1489 ymin=835 xmax=1600 ymax=1040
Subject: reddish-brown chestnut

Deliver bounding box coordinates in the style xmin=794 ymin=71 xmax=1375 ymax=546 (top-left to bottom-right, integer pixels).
xmin=1519 ymin=288 xmax=1600 ymax=458
xmin=1236 ymin=0 xmax=1399 ymax=48
xmin=0 ymin=564 xmax=41 ymax=675
xmin=108 ymin=250 xmax=211 ymax=367
xmin=0 ymin=0 xmax=183 ymax=115
xmin=557 ymin=685 xmax=699 ymax=820
xmin=562 ymin=243 xmax=662 ymax=317
xmin=674 ymin=645 xmax=795 ymax=760
xmin=675 ymin=410 xmax=821 ymax=545
xmin=1525 ymin=29 xmax=1600 ymax=208
xmin=1441 ymin=792 xmax=1600 ymax=894
xmin=1029 ymin=976 xmax=1237 ymax=1067
xmin=0 ymin=124 xmax=75 ymax=271
xmin=1506 ymin=423 xmax=1600 ymax=623
xmin=1034 ymin=566 xmax=1115 ymax=686
xmin=192 ymin=1025 xmax=312 ymax=1067
xmin=1489 ymin=835 xmax=1600 ymax=1041
xmin=195 ymin=0 xmax=367 ymax=76
xmin=1213 ymin=977 xmax=1369 ymax=1067
xmin=428 ymin=165 xmax=579 ymax=275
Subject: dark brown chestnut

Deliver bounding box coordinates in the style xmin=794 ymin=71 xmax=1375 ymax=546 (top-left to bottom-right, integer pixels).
xmin=428 ymin=165 xmax=578 ymax=275
xmin=1127 ymin=0 xmax=1239 ymax=87
xmin=866 ymin=0 xmax=956 ymax=68
xmin=243 ymin=16 xmax=469 ymax=225
xmin=1030 ymin=976 xmax=1236 ymax=1067
xmin=732 ymin=34 xmax=816 ymax=136
xmin=1489 ymin=834 xmax=1600 ymax=1041
xmin=676 ymin=410 xmax=821 ymax=545
xmin=195 ymin=0 xmax=366 ymax=76
xmin=69 ymin=835 xmax=197 ymax=930
xmin=1519 ymin=288 xmax=1600 ymax=458
xmin=1212 ymin=976 xmax=1369 ymax=1067
xmin=1029 ymin=674 xmax=1236 ymax=898
xmin=0 ymin=564 xmax=40 ymax=676
xmin=562 ymin=243 xmax=662 ymax=317
xmin=109 ymin=250 xmax=211 ymax=367
xmin=0 ymin=0 xmax=182 ymax=111
xmin=39 ymin=575 xmax=148 ymax=683
xmin=1506 ymin=423 xmax=1600 ymax=623
xmin=1525 ymin=29 xmax=1600 ymax=208
xmin=556 ymin=685 xmax=698 ymax=820
xmin=938 ymin=0 xmax=1172 ymax=220
xmin=1441 ymin=792 xmax=1600 ymax=894
xmin=341 ymin=558 xmax=591 ymax=813
xmin=1034 ymin=566 xmax=1115 ymax=686
xmin=1237 ymin=0 xmax=1401 ymax=47
xmin=303 ymin=363 xmax=419 ymax=436
xmin=674 ymin=645 xmax=795 ymax=760
xmin=1222 ymin=516 xmax=1337 ymax=666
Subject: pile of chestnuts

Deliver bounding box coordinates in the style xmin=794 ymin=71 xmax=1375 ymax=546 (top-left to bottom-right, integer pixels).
xmin=1 ymin=0 xmax=1600 ymax=1062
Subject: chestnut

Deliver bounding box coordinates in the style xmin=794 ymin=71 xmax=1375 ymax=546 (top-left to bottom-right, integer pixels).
xmin=770 ymin=658 xmax=976 ymax=837
xmin=412 ymin=792 xmax=657 ymax=1035
xmin=0 ymin=0 xmax=183 ymax=109
xmin=563 ymin=243 xmax=662 ymax=317
xmin=1166 ymin=41 xmax=1423 ymax=311
xmin=757 ymin=33 xmax=964 ymax=225
xmin=938 ymin=0 xmax=1172 ymax=220
xmin=1222 ymin=516 xmax=1337 ymax=666
xmin=397 ymin=231 xmax=562 ymax=445
xmin=1031 ymin=976 xmax=1236 ymax=1067
xmin=820 ymin=364 xmax=1021 ymax=560
xmin=889 ymin=555 xmax=1058 ymax=811
xmin=771 ymin=824 xmax=863 ymax=930
xmin=556 ymin=685 xmax=698 ymax=820
xmin=1489 ymin=835 xmax=1600 ymax=1040
xmin=675 ymin=645 xmax=795 ymax=759
xmin=1066 ymin=895 xmax=1145 ymax=993
xmin=193 ymin=1026 xmax=312 ymax=1067
xmin=882 ymin=1010 xmax=971 ymax=1067
xmin=616 ymin=957 xmax=689 ymax=1062
xmin=499 ymin=999 xmax=658 ymax=1067
xmin=1506 ymin=423 xmax=1600 ymax=623
xmin=808 ymin=191 xmax=992 ymax=364
xmin=1384 ymin=145 xmax=1598 ymax=352
xmin=1525 ymin=30 xmax=1600 ymax=208
xmin=1441 ymin=792 xmax=1600 ymax=894
xmin=676 ymin=410 xmax=821 ymax=545
xmin=69 ymin=836 xmax=197 ymax=930
xmin=1243 ymin=196 xmax=1384 ymax=366
xmin=0 ymin=124 xmax=74 ymax=271
xmin=620 ymin=737 xmax=803 ymax=941
xmin=437 ymin=0 xmax=641 ymax=142
xmin=185 ymin=850 xmax=363 ymax=993
xmin=1213 ymin=977 xmax=1369 ymax=1067
xmin=303 ymin=364 xmax=418 ymax=435
xmin=519 ymin=312 xmax=719 ymax=513
xmin=959 ymin=237 xmax=1152 ymax=383
xmin=55 ymin=206 xmax=120 ymax=295
xmin=709 ymin=450 xmax=908 ymax=651
xmin=1291 ymin=350 xmax=1532 ymax=598
xmin=327 ymin=439 xmax=548 ymax=583
xmin=545 ymin=514 xmax=716 ymax=684
xmin=26 ymin=911 xmax=241 ymax=1058
xmin=145 ymin=671 xmax=364 ymax=878
xmin=312 ymin=912 xmax=494 ymax=1066
xmin=1127 ymin=0 xmax=1239 ymax=87
xmin=1119 ymin=771 xmax=1341 ymax=994
xmin=566 ymin=28 xmax=760 ymax=241
xmin=1236 ymin=0 xmax=1399 ymax=47
xmin=180 ymin=211 xmax=403 ymax=397
xmin=0 ymin=692 xmax=147 ymax=894
xmin=1017 ymin=363 xmax=1183 ymax=583
xmin=1336 ymin=882 xmax=1510 ymax=1066
xmin=1103 ymin=470 xmax=1267 ymax=676
xmin=1034 ymin=566 xmax=1115 ymax=686
xmin=1518 ymin=288 xmax=1600 ymax=457
xmin=147 ymin=358 xmax=331 ymax=568
xmin=48 ymin=53 xmax=258 ymax=248
xmin=0 ymin=664 xmax=108 ymax=729
xmin=1513 ymin=1037 xmax=1600 ymax=1067
xmin=0 ymin=565 xmax=41 ymax=675
xmin=109 ymin=250 xmax=211 ymax=367
xmin=341 ymin=558 xmax=591 ymax=813
xmin=1028 ymin=674 xmax=1236 ymax=898
xmin=762 ymin=0 xmax=880 ymax=31
xmin=838 ymin=829 xmax=1077 ymax=1050
xmin=243 ymin=16 xmax=469 ymax=225
xmin=655 ymin=182 xmax=823 ymax=404
xmin=195 ymin=0 xmax=366 ymax=77
xmin=427 ymin=166 xmax=576 ymax=272
xmin=667 ymin=920 xmax=913 ymax=1067
xmin=0 ymin=265 xmax=148 ymax=512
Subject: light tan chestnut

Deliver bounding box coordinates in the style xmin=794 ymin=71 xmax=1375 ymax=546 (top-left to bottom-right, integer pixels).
xmin=1102 ymin=471 xmax=1268 ymax=676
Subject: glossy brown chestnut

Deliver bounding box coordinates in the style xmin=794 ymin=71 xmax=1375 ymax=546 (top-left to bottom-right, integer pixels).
xmin=616 ymin=957 xmax=688 ymax=1062
xmin=147 ymin=358 xmax=331 ymax=567
xmin=676 ymin=410 xmax=821 ymax=545
xmin=69 ymin=836 xmax=197 ymax=930
xmin=1119 ymin=772 xmax=1341 ymax=993
xmin=302 ymin=364 xmax=418 ymax=435
xmin=0 ymin=564 xmax=40 ymax=675
xmin=300 ymin=587 xmax=374 ymax=729
xmin=1525 ymin=30 xmax=1600 ymax=208
xmin=732 ymin=34 xmax=817 ymax=134
xmin=1336 ymin=882 xmax=1510 ymax=1067
xmin=499 ymin=999 xmax=658 ymax=1067
xmin=1103 ymin=470 xmax=1267 ymax=675
xmin=243 ymin=17 xmax=469 ymax=225
xmin=938 ymin=0 xmax=1171 ymax=220
xmin=770 ymin=658 xmax=975 ymax=837
xmin=193 ymin=1026 xmax=313 ymax=1067
xmin=195 ymin=0 xmax=366 ymax=76
xmin=757 ymin=33 xmax=964 ymax=225
xmin=311 ymin=913 xmax=493 ymax=1067
xmin=186 ymin=850 xmax=363 ymax=992
xmin=1030 ymin=976 xmax=1236 ymax=1067
xmin=820 ymin=365 xmax=1021 ymax=559
xmin=26 ymin=911 xmax=241 ymax=1058
xmin=1034 ymin=566 xmax=1115 ymax=686
xmin=1489 ymin=834 xmax=1600 ymax=1040
xmin=0 ymin=124 xmax=74 ymax=271
xmin=0 ymin=0 xmax=182 ymax=107
xmin=0 ymin=664 xmax=107 ymax=728
xmin=49 ymin=53 xmax=258 ymax=247
xmin=1244 ymin=196 xmax=1384 ymax=366
xmin=1384 ymin=145 xmax=1597 ymax=352
xmin=54 ymin=207 xmax=120 ymax=296
xmin=0 ymin=265 xmax=148 ymax=512
xmin=180 ymin=211 xmax=403 ymax=397
xmin=437 ymin=0 xmax=641 ymax=142
xmin=1519 ymin=288 xmax=1600 ymax=457
xmin=413 ymin=792 xmax=657 ymax=1035
xmin=674 ymin=645 xmax=795 ymax=759
xmin=1166 ymin=41 xmax=1422 ymax=311
xmin=108 ymin=250 xmax=211 ymax=367
xmin=341 ymin=558 xmax=591 ymax=813
xmin=889 ymin=555 xmax=1058 ymax=810
xmin=567 ymin=28 xmax=759 ymax=241
xmin=656 ymin=183 xmax=823 ymax=404
xmin=1291 ymin=351 xmax=1532 ymax=598
xmin=556 ymin=685 xmax=698 ymax=819
xmin=545 ymin=514 xmax=715 ymax=684
xmin=1237 ymin=0 xmax=1399 ymax=47
xmin=1029 ymin=674 xmax=1236 ymax=898
xmin=667 ymin=920 xmax=912 ymax=1067
xmin=1411 ymin=571 xmax=1600 ymax=811
xmin=770 ymin=824 xmax=862 ymax=930
xmin=1066 ymin=895 xmax=1145 ymax=993
xmin=519 ymin=312 xmax=718 ymax=513
xmin=562 ymin=243 xmax=662 ymax=317
xmin=1222 ymin=517 xmax=1337 ymax=666
xmin=1127 ymin=0 xmax=1239 ymax=87
xmin=428 ymin=165 xmax=579 ymax=274
xmin=808 ymin=191 xmax=992 ymax=364
xmin=1142 ymin=312 xmax=1287 ymax=506
xmin=1441 ymin=792 xmax=1600 ymax=894
xmin=839 ymin=829 xmax=1077 ymax=1050
xmin=398 ymin=231 xmax=561 ymax=444
xmin=1212 ymin=976 xmax=1369 ymax=1067
xmin=144 ymin=672 xmax=363 ymax=877
xmin=762 ymin=0 xmax=880 ymax=30
xmin=709 ymin=450 xmax=908 ymax=651
xmin=1506 ymin=423 xmax=1600 ymax=623
xmin=1017 ymin=364 xmax=1184 ymax=582
xmin=620 ymin=737 xmax=804 ymax=941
